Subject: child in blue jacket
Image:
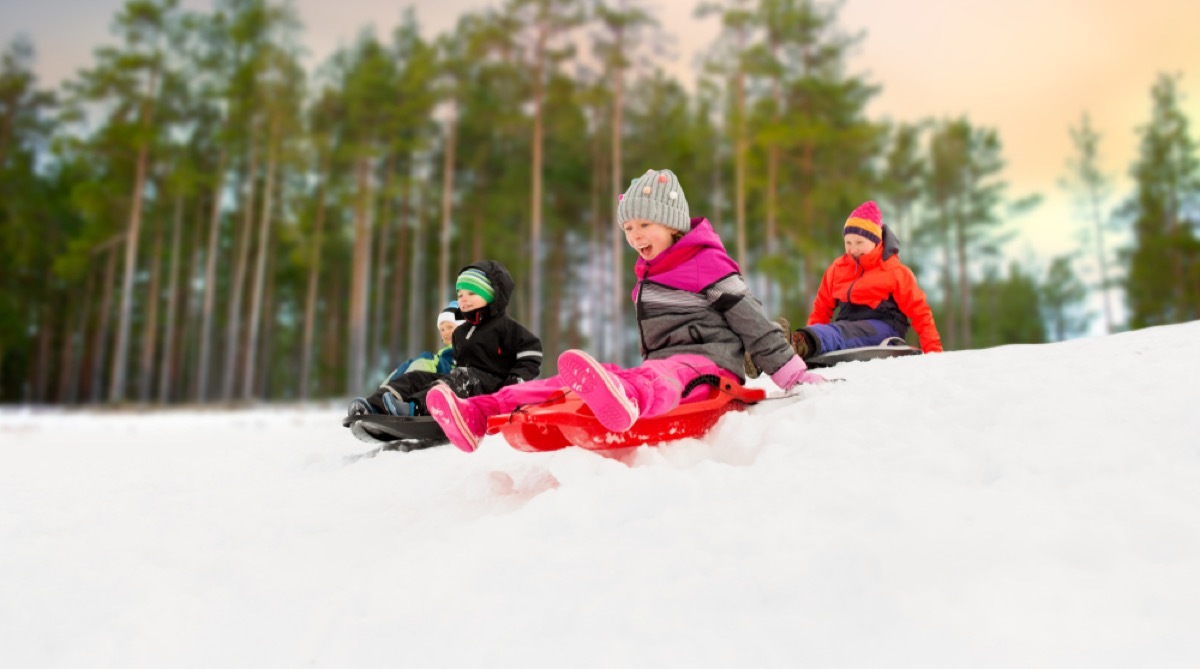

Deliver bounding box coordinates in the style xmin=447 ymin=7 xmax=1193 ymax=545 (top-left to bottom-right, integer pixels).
xmin=349 ymin=302 xmax=462 ymax=416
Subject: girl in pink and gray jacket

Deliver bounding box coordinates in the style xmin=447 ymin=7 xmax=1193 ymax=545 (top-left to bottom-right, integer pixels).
xmin=426 ymin=168 xmax=824 ymax=452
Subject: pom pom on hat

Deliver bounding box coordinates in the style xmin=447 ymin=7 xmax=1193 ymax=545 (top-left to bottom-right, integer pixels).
xmin=436 ymin=301 xmax=464 ymax=330
xmin=616 ymin=168 xmax=691 ymax=233
xmin=844 ymin=201 xmax=883 ymax=245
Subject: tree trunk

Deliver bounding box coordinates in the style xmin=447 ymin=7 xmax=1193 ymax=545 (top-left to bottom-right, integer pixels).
xmin=940 ymin=216 xmax=955 ymax=351
xmin=57 ymin=273 xmax=85 ymax=404
xmin=347 ymin=154 xmax=373 ymax=394
xmin=1166 ymin=188 xmax=1185 ymax=318
xmin=471 ymin=179 xmax=484 ymax=261
xmin=70 ymin=262 xmax=99 ymax=404
xmin=528 ymin=22 xmax=548 ymax=332
xmin=369 ymin=154 xmax=396 ymax=370
xmin=81 ymin=279 xmax=99 ymax=403
xmin=797 ymin=41 xmax=817 ymax=308
xmin=800 ymin=141 xmax=816 ymax=305
xmin=407 ymin=163 xmax=428 ymax=361
xmin=138 ymin=210 xmax=165 ymax=402
xmin=256 ymin=246 xmax=277 ymax=398
xmin=109 ymin=71 xmax=157 ymax=403
xmin=32 ymin=303 xmax=53 ymax=403
xmin=733 ymin=29 xmax=747 ymax=271
xmin=546 ymin=227 xmax=566 ymax=358
xmin=439 ymin=101 xmax=457 ymax=302
xmin=179 ymin=198 xmax=206 ymax=401
xmin=955 ymin=218 xmax=971 ymax=348
xmin=299 ymin=155 xmax=330 ymax=401
xmin=222 ymin=131 xmax=259 ymax=401
xmin=610 ymin=39 xmax=625 ymax=363
xmin=764 ymin=59 xmax=783 ymax=312
xmin=91 ymin=244 xmax=120 ymax=403
xmin=1087 ymin=185 xmax=1112 ymax=334
xmin=242 ymin=121 xmax=278 ymax=400
xmin=195 ymin=149 xmax=226 ymax=402
xmin=323 ymin=254 xmax=346 ymax=398
xmin=79 ymin=236 xmax=120 ymax=402
xmin=158 ymin=191 xmax=185 ymax=404
xmin=388 ymin=177 xmax=410 ymax=360
xmin=591 ymin=106 xmax=606 ymax=359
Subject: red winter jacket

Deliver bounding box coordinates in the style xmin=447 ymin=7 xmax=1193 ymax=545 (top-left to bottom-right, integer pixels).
xmin=807 ymin=226 xmax=943 ymax=353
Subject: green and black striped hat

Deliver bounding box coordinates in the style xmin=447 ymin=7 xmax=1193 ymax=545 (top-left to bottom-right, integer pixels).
xmin=456 ymin=268 xmax=495 ymax=303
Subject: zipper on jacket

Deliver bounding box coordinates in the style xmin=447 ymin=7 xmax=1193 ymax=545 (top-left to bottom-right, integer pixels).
xmin=844 ymin=256 xmax=865 ymax=303
xmin=635 ymin=265 xmax=650 ymax=354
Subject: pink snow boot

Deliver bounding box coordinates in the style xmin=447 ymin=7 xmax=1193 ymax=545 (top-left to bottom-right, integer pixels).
xmin=425 ymin=383 xmax=486 ymax=453
xmin=557 ymin=349 xmax=639 ymax=433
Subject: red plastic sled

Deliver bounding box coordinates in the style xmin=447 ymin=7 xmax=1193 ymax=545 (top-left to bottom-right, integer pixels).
xmin=486 ymin=378 xmax=766 ymax=453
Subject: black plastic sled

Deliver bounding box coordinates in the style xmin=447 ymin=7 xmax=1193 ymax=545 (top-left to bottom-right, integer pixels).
xmin=342 ymin=414 xmax=448 ymax=452
xmin=806 ymin=337 xmax=921 ymax=369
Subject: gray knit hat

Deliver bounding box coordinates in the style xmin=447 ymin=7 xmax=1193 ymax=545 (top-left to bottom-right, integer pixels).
xmin=616 ymin=168 xmax=691 ymax=232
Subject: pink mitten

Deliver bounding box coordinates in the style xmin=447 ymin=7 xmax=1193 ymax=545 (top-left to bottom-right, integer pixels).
xmin=797 ymin=371 xmax=826 ymax=385
xmin=769 ymin=355 xmax=825 ymax=390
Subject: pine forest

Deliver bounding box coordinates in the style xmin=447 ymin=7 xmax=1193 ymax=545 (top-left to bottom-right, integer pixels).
xmin=2 ymin=0 xmax=1198 ymax=405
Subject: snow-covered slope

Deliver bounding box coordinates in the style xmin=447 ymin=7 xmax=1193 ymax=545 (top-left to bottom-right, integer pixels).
xmin=3 ymin=322 xmax=1198 ymax=668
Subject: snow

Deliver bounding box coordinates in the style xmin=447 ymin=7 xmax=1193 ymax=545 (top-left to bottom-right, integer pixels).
xmin=3 ymin=322 xmax=1199 ymax=668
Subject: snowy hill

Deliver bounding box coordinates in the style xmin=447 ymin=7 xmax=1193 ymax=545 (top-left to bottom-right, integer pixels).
xmin=3 ymin=322 xmax=1199 ymax=668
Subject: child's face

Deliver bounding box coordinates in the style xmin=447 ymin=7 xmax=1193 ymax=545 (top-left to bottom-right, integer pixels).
xmin=457 ymin=289 xmax=486 ymax=313
xmin=623 ymin=219 xmax=677 ymax=261
xmin=844 ymin=233 xmax=877 ymax=259
xmin=438 ymin=320 xmax=458 ymax=345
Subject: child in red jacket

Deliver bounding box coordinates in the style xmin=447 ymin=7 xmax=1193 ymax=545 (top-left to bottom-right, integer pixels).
xmin=790 ymin=201 xmax=942 ymax=358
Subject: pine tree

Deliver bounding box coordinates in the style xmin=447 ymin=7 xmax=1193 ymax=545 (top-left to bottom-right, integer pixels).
xmin=697 ymin=0 xmax=755 ymax=269
xmin=745 ymin=0 xmax=870 ymax=309
xmin=1123 ymin=73 xmax=1200 ymax=328
xmin=0 ymin=36 xmax=57 ymax=398
xmin=64 ymin=0 xmax=186 ymax=402
xmin=969 ymin=262 xmax=1046 ymax=348
xmin=1061 ymin=112 xmax=1117 ymax=334
xmin=503 ymin=0 xmax=585 ymax=334
xmin=878 ymin=122 xmax=926 ymax=245
xmin=335 ymin=34 xmax=398 ymax=393
xmin=1041 ymin=255 xmax=1091 ymax=341
xmin=922 ymin=118 xmax=1009 ymax=350
xmin=241 ymin=43 xmax=304 ymax=400
xmin=390 ymin=14 xmax=439 ymax=369
xmin=594 ymin=0 xmax=657 ymax=363
xmin=297 ymin=88 xmax=340 ymax=400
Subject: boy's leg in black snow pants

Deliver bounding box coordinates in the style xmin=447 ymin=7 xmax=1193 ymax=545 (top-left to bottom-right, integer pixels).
xmin=383 ymin=367 xmax=503 ymax=415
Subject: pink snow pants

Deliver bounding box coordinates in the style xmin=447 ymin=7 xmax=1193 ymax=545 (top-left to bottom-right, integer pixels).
xmin=465 ymin=354 xmax=726 ymax=422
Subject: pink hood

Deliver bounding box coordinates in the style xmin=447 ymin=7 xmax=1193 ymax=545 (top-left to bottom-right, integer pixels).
xmin=633 ymin=218 xmax=739 ymax=299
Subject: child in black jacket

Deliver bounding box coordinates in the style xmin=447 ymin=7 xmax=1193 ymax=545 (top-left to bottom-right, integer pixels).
xmin=348 ymin=260 xmax=543 ymax=417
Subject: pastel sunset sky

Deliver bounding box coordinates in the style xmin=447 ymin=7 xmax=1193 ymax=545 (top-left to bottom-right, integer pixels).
xmin=4 ymin=0 xmax=1199 ymax=267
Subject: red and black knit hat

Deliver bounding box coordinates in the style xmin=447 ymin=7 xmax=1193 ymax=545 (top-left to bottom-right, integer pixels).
xmin=844 ymin=201 xmax=883 ymax=245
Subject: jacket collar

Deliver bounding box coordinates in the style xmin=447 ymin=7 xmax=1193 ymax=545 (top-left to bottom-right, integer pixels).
xmin=636 ymin=218 xmax=721 ymax=278
xmin=851 ymin=243 xmax=884 ymax=270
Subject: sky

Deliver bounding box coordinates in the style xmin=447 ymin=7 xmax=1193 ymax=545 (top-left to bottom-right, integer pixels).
xmin=3 ymin=0 xmax=1200 ymax=316
xmin=2 ymin=320 xmax=1198 ymax=667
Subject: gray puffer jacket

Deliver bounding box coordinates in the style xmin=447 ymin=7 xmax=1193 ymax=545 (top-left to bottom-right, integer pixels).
xmin=634 ymin=218 xmax=794 ymax=380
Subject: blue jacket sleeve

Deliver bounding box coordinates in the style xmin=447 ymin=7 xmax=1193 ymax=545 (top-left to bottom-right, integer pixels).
xmin=435 ymin=346 xmax=455 ymax=374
